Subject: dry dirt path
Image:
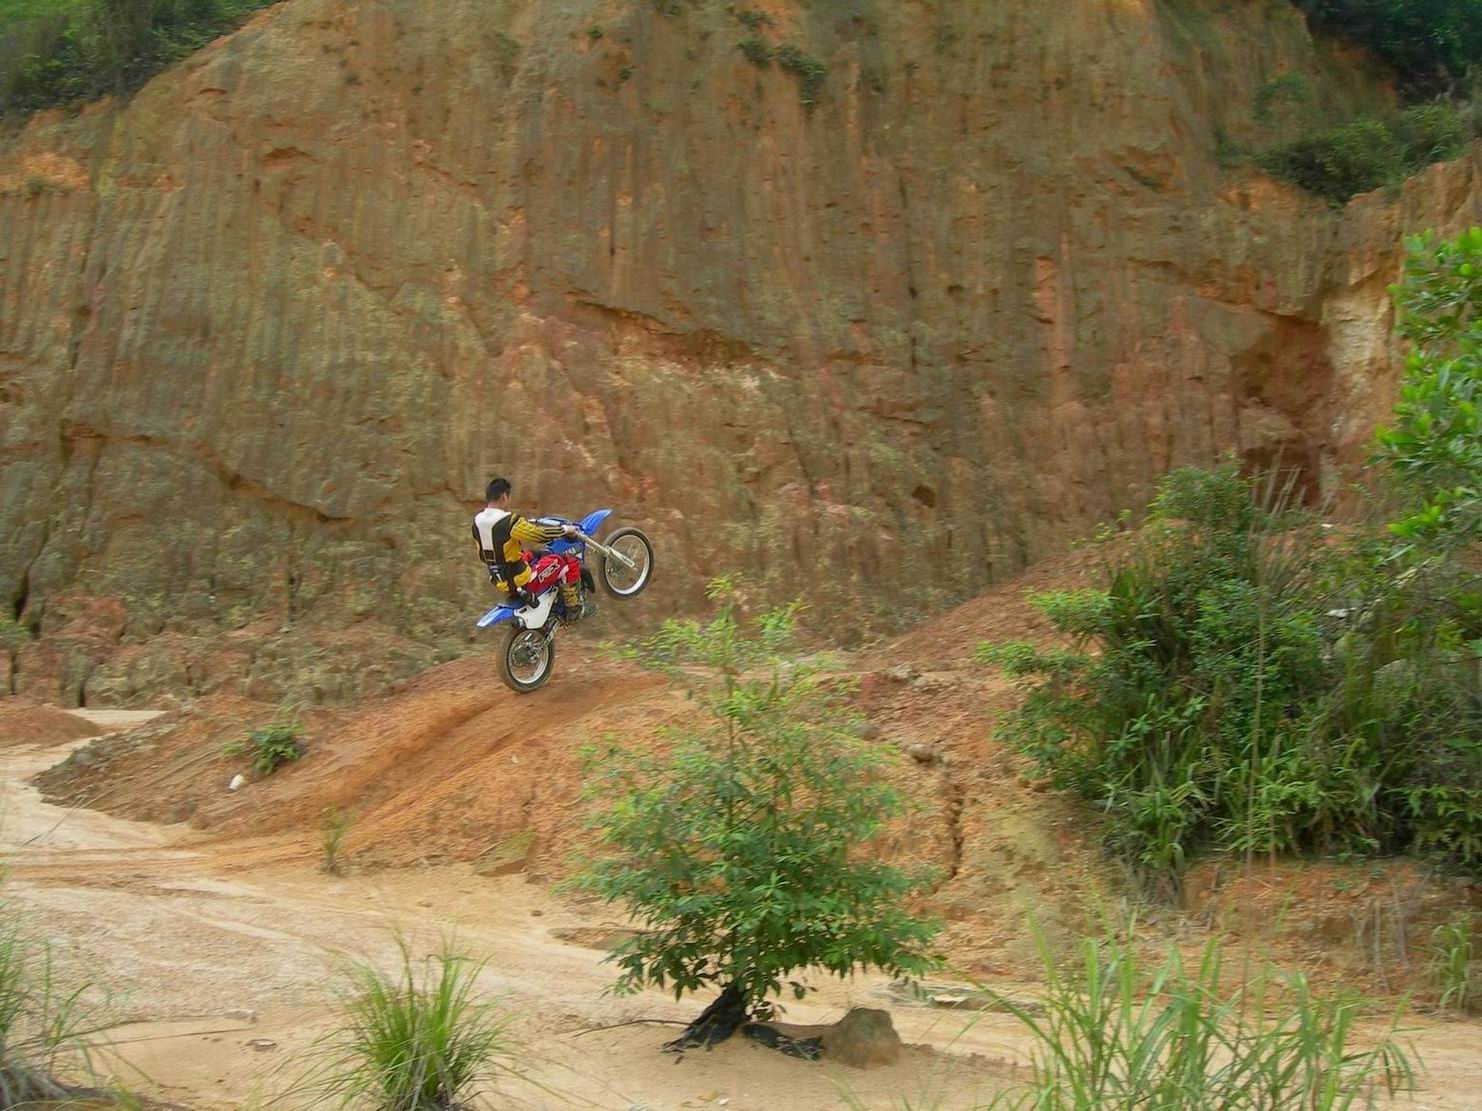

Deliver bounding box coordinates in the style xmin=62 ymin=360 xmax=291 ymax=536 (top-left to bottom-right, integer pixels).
xmin=0 ymin=713 xmax=1480 ymax=1110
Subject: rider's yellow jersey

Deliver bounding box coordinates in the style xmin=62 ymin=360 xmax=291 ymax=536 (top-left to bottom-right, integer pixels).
xmin=471 ymin=507 xmax=564 ymax=589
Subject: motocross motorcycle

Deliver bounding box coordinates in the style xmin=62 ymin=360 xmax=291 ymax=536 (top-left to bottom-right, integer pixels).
xmin=476 ymin=509 xmax=654 ymax=693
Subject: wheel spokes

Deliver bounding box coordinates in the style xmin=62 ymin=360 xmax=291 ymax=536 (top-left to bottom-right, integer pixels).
xmin=509 ymin=631 xmax=549 ymax=684
xmin=606 ymin=536 xmax=650 ymax=593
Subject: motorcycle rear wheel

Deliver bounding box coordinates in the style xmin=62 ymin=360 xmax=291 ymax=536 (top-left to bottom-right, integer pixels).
xmin=496 ymin=625 xmax=555 ymax=693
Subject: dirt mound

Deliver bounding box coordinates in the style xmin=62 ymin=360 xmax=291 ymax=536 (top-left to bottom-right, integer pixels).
xmin=34 ymin=695 xmax=278 ymax=825
xmin=31 ymin=557 xmax=1118 ymax=971
xmin=0 ymin=702 xmax=102 ymax=747
xmin=34 ymin=547 xmax=1480 ymax=989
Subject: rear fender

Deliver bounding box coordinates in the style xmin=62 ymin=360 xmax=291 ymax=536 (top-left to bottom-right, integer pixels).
xmin=477 ymin=589 xmax=558 ymax=630
xmin=476 ymin=604 xmax=515 ymax=629
xmin=516 ymin=591 xmax=557 ymax=629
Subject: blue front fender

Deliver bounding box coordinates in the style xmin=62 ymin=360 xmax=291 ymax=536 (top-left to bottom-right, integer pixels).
xmin=579 ymin=508 xmax=613 ymax=535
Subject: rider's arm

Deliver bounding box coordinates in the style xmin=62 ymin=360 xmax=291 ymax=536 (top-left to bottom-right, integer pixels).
xmin=510 ymin=515 xmax=566 ymax=546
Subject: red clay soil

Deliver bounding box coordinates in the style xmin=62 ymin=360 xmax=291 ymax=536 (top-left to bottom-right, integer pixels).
xmin=27 ymin=549 xmax=1482 ymax=992
xmin=0 ymin=702 xmax=103 ymax=747
xmin=30 ymin=560 xmax=1113 ymax=971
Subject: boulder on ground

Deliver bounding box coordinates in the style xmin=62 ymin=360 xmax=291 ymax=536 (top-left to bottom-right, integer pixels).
xmin=763 ymin=1006 xmax=903 ymax=1068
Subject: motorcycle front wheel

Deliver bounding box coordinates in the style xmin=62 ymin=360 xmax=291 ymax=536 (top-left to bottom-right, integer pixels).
xmin=599 ymin=526 xmax=655 ymax=599
xmin=496 ymin=625 xmax=556 ymax=693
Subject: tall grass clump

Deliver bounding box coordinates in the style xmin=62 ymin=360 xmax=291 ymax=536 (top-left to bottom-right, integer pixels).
xmin=0 ymin=899 xmax=104 ymax=1103
xmin=978 ymin=228 xmax=1482 ymax=894
xmin=320 ymin=805 xmax=352 ymax=876
xmin=1428 ymin=913 xmax=1481 ymax=1012
xmin=313 ymin=942 xmax=514 ymax=1110
xmin=985 ymin=927 xmax=1416 ymax=1110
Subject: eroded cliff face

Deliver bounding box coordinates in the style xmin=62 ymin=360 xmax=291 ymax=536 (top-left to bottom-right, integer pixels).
xmin=1 ymin=0 xmax=1478 ymax=704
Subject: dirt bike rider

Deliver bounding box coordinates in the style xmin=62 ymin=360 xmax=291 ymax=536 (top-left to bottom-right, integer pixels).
xmin=472 ymin=477 xmax=589 ymax=622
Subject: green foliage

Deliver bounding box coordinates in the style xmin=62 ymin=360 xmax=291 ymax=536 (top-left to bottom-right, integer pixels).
xmin=584 ymin=24 xmax=603 ymax=40
xmin=1377 ymin=226 xmax=1482 ymax=546
xmin=737 ymin=36 xmax=772 ymax=67
xmin=0 ymin=615 xmax=27 ymax=652
xmin=1 ymin=0 xmax=278 ymax=115
xmin=1429 ymin=913 xmax=1481 ymax=1012
xmin=0 ymin=897 xmax=102 ymax=1104
xmin=978 ymin=456 xmax=1482 ymax=890
xmin=775 ymin=44 xmax=828 ymax=109
xmin=730 ymin=7 xmax=771 ymax=30
xmin=247 ymin=720 xmax=305 ymax=776
xmin=1258 ymin=103 xmax=1466 ymax=203
xmin=571 ymin=589 xmax=940 ymax=1020
xmin=986 ymin=924 xmax=1416 ymax=1109
xmin=1254 ymin=72 xmax=1315 ymax=123
xmin=313 ymin=942 xmax=513 ymax=1111
xmin=1293 ymin=0 xmax=1482 ymax=96
xmin=321 ymin=806 xmax=352 ymax=876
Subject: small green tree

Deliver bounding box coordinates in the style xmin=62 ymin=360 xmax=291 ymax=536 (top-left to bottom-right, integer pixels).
xmin=572 ymin=584 xmax=940 ymax=1048
xmin=1376 ymin=225 xmax=1482 ymax=548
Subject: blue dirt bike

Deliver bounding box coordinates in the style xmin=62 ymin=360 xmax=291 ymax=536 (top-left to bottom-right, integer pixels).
xmin=476 ymin=509 xmax=654 ymax=693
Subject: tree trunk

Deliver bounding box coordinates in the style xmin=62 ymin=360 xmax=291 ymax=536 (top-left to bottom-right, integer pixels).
xmin=664 ymin=982 xmax=749 ymax=1051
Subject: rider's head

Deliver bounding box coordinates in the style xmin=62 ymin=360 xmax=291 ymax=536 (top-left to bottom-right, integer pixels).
xmin=485 ymin=477 xmax=512 ymax=508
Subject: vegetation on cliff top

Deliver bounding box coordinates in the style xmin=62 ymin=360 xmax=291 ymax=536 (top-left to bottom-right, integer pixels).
xmin=1294 ymin=0 xmax=1482 ymax=96
xmin=1255 ymin=100 xmax=1472 ymax=203
xmin=0 ymin=0 xmax=276 ymax=115
xmin=979 ymin=227 xmax=1482 ymax=894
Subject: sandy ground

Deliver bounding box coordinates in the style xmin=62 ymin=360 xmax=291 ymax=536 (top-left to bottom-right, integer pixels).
xmin=0 ymin=715 xmax=1479 ymax=1110
xmin=1 ymin=715 xmax=1020 ymax=1110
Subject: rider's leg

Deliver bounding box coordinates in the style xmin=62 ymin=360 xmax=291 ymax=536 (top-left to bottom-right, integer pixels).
xmin=507 ymin=565 xmax=541 ymax=609
xmin=558 ymin=556 xmax=587 ymax=621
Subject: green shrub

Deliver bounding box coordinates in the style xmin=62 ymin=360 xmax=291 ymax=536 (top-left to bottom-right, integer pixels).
xmin=1258 ymin=102 xmax=1466 ymax=203
xmin=1260 ymin=117 xmax=1405 ymax=201
xmin=0 ymin=615 xmax=26 ymax=652
xmin=775 ymin=43 xmax=827 ymax=109
xmin=247 ymin=721 xmax=304 ymax=776
xmin=986 ymin=925 xmax=1416 ymax=1109
xmin=1254 ymin=72 xmax=1315 ymax=122
xmin=1377 ymin=226 xmax=1482 ymax=546
xmin=313 ymin=942 xmax=513 ymax=1110
xmin=571 ymin=587 xmax=940 ymax=1046
xmin=1395 ymin=102 xmax=1469 ymax=163
xmin=1293 ymin=0 xmax=1482 ymax=96
xmin=737 ymin=36 xmax=772 ymax=67
xmin=978 ymin=454 xmax=1481 ymax=890
xmin=731 ymin=7 xmax=771 ymax=30
xmin=1 ymin=0 xmax=280 ymax=116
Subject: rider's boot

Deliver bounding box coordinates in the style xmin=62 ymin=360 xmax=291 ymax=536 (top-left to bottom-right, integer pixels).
xmin=560 ymin=583 xmax=583 ymax=622
xmin=561 ymin=582 xmax=596 ymax=623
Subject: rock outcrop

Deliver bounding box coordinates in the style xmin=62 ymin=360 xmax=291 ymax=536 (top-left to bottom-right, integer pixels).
xmin=2 ymin=0 xmax=1478 ymax=702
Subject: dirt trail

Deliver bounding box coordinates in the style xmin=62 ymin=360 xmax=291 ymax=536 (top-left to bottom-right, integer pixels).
xmin=5 ymin=718 xmax=1482 ymax=1109
xmin=5 ymin=556 xmax=1482 ymax=1107
xmin=1 ymin=726 xmax=1017 ymax=1108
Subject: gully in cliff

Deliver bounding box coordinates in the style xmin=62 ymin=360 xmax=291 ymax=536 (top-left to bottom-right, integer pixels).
xmin=471 ymin=477 xmax=654 ymax=692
